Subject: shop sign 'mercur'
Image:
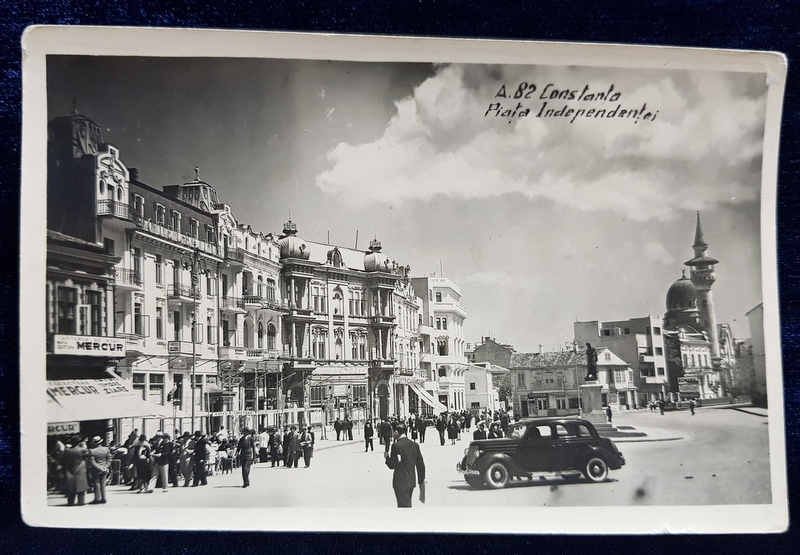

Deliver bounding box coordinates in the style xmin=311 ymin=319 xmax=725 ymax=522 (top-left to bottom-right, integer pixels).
xmin=52 ymin=334 xmax=126 ymax=357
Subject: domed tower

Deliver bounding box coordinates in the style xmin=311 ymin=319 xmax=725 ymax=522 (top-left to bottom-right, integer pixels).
xmin=278 ymin=219 xmax=311 ymax=260
xmin=664 ymin=269 xmax=700 ymax=329
xmin=363 ymin=238 xmax=390 ymax=272
xmin=684 ymin=211 xmax=720 ymax=359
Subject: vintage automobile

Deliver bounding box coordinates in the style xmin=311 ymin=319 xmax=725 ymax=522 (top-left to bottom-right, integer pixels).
xmin=457 ymin=417 xmax=625 ymax=488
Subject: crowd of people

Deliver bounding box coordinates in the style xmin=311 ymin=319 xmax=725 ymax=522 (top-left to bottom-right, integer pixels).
xmin=47 ymin=423 xmax=319 ymax=506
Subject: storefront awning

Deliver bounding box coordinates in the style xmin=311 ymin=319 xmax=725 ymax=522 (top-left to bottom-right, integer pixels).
xmin=47 ymin=372 xmax=172 ymax=423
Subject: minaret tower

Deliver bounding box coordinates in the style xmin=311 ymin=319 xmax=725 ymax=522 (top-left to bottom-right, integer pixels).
xmin=684 ymin=211 xmax=720 ymax=360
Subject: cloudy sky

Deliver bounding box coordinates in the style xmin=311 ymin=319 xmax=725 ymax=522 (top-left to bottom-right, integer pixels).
xmin=47 ymin=55 xmax=768 ymax=352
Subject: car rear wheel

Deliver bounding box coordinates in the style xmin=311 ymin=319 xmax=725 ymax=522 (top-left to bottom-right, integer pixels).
xmin=465 ymin=475 xmax=484 ymax=488
xmin=583 ymin=456 xmax=609 ymax=482
xmin=484 ymin=461 xmax=510 ymax=489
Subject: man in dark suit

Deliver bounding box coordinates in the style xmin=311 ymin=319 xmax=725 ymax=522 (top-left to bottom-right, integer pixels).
xmin=191 ymin=431 xmax=209 ymax=487
xmin=416 ymin=416 xmax=426 ymax=443
xmin=378 ymin=417 xmax=393 ymax=453
xmin=384 ymin=422 xmax=426 ymax=508
xmin=473 ymin=421 xmax=487 ymax=440
xmin=235 ymin=428 xmax=256 ymax=488
xmin=435 ymin=415 xmax=447 ymax=445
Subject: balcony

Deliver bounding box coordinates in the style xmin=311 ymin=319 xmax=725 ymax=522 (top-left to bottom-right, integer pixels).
xmin=221 ymin=296 xmax=246 ymax=313
xmin=223 ymin=246 xmax=245 ymax=267
xmin=242 ymin=295 xmax=268 ymax=309
xmin=369 ymin=313 xmax=395 ymax=328
xmin=244 ymin=348 xmax=282 ymax=361
xmin=168 ymin=283 xmax=201 ymax=303
xmin=434 ymin=300 xmax=468 ymax=319
xmin=136 ymin=219 xmax=217 ymax=256
xmin=286 ymin=303 xmax=314 ymax=320
xmin=97 ymin=200 xmax=138 ymax=228
xmin=114 ymin=267 xmax=142 ymax=290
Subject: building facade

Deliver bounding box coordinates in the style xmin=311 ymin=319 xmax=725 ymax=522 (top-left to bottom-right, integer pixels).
xmin=510 ymin=347 xmax=634 ymax=417
xmin=46 ymin=109 xmax=473 ymax=440
xmin=411 ymin=275 xmax=468 ymax=413
xmin=574 ymin=316 xmax=666 ymax=406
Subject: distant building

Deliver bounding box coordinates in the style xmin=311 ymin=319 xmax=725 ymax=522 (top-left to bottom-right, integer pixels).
xmin=510 ymin=346 xmax=634 ymax=417
xmin=574 ymin=316 xmax=666 ymax=407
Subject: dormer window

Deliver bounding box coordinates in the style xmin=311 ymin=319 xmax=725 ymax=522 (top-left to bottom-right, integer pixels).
xmin=170 ymin=210 xmax=181 ymax=231
xmin=189 ymin=218 xmax=199 ymax=239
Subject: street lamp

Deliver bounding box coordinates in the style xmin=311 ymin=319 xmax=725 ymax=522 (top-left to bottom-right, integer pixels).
xmin=183 ymin=246 xmax=208 ymax=434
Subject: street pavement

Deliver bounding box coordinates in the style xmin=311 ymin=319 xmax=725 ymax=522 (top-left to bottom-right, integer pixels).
xmin=48 ymin=405 xmax=773 ymax=509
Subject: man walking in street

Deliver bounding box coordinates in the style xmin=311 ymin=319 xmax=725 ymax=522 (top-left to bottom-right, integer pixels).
xmin=334 ymin=418 xmax=342 ymax=441
xmin=235 ymin=428 xmax=256 ymax=488
xmin=379 ymin=417 xmax=393 ymax=454
xmin=416 ymin=416 xmax=426 ymax=443
xmin=384 ymin=422 xmax=426 ymax=508
xmin=436 ymin=415 xmax=446 ymax=446
xmin=364 ymin=419 xmax=374 ymax=452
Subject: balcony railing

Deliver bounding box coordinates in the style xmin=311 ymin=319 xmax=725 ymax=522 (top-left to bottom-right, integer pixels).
xmin=137 ymin=219 xmax=217 ymax=256
xmin=223 ymin=246 xmax=245 ymax=264
xmin=169 ymin=283 xmax=201 ymax=300
xmin=221 ymin=296 xmax=245 ymax=311
xmin=114 ymin=267 xmax=142 ymax=288
xmin=97 ymin=200 xmax=131 ymax=220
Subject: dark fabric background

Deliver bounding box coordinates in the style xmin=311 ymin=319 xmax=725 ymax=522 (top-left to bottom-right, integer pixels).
xmin=0 ymin=1 xmax=797 ymax=553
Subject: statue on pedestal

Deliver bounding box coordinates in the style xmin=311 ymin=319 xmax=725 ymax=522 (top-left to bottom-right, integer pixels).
xmin=584 ymin=342 xmax=598 ymax=381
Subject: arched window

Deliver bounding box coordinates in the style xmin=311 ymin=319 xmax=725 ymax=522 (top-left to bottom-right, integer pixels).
xmin=267 ymin=323 xmax=276 ymax=351
xmin=257 ymin=321 xmax=264 ymax=349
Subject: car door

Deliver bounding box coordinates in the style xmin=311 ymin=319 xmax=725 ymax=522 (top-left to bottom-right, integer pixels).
xmin=517 ymin=423 xmax=555 ymax=472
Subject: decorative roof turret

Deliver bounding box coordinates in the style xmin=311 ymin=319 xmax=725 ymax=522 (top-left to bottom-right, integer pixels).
xmin=364 ymin=238 xmax=390 ymax=272
xmin=278 ymin=218 xmax=310 ymax=260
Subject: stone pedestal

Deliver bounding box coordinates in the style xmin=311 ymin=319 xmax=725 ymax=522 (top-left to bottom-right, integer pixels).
xmin=579 ymin=382 xmax=606 ymax=425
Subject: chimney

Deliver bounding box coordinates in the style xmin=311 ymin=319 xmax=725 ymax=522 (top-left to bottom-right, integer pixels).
xmin=539 ymin=344 xmax=543 ymax=355
xmin=129 ymin=168 xmax=139 ymax=181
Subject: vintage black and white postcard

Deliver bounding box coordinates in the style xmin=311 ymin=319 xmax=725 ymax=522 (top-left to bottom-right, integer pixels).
xmin=20 ymin=26 xmax=788 ymax=533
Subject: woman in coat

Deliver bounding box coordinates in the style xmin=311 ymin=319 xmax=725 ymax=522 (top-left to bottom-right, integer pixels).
xmin=60 ymin=435 xmax=90 ymax=506
xmin=88 ymin=436 xmax=111 ymax=504
xmin=447 ymin=417 xmax=459 ymax=445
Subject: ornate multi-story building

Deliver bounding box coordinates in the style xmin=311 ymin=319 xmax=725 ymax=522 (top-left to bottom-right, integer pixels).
xmin=45 ymin=109 xmax=469 ymax=441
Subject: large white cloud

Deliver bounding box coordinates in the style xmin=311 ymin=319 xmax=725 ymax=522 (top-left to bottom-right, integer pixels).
xmin=314 ymin=63 xmax=767 ymax=221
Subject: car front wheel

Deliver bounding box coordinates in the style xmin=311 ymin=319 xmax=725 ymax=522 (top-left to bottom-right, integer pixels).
xmin=484 ymin=461 xmax=510 ymax=489
xmin=465 ymin=475 xmax=484 ymax=488
xmin=583 ymin=456 xmax=609 ymax=482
